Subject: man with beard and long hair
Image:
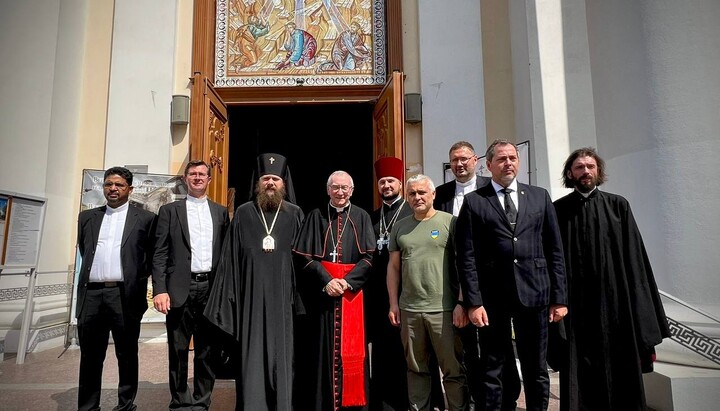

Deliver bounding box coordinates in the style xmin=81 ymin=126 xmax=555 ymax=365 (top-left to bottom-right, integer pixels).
xmin=204 ymin=153 xmax=304 ymax=411
xmin=551 ymin=147 xmax=669 ymax=411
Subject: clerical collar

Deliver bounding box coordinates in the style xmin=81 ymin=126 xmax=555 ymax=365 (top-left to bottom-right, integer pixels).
xmin=456 ymin=176 xmax=477 ymax=191
xmin=186 ymin=194 xmax=208 ymax=203
xmin=106 ymin=201 xmax=129 ymax=214
xmin=330 ymin=202 xmax=351 ymax=213
xmin=491 ymin=179 xmax=518 ymax=194
xmin=576 ymin=187 xmax=597 ymax=198
xmin=383 ymin=196 xmax=403 ymax=207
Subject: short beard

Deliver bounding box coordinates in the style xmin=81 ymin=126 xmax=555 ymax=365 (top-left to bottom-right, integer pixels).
xmin=256 ymin=185 xmax=286 ymax=211
xmin=381 ymin=192 xmax=400 ymax=202
xmin=573 ymin=176 xmax=596 ymax=193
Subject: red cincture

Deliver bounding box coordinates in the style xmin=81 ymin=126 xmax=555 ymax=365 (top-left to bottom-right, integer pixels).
xmin=322 ymin=261 xmax=367 ymax=408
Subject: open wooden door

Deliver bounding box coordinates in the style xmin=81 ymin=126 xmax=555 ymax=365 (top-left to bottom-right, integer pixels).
xmin=372 ymin=71 xmax=405 ymax=208
xmin=190 ymin=76 xmax=230 ymax=208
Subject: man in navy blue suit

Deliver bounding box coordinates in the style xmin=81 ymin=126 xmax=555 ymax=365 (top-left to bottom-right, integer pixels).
xmin=455 ymin=140 xmax=567 ymax=411
xmin=434 ymin=141 xmax=520 ymax=410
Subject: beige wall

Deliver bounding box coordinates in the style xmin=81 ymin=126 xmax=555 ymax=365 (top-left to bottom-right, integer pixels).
xmin=481 ymin=0 xmax=516 ymax=144
xmin=401 ymin=0 xmax=423 ymax=176
xmin=170 ymin=0 xmax=195 ymax=175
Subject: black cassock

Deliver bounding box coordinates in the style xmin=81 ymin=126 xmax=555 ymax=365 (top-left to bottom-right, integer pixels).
xmin=366 ymin=199 xmax=413 ymax=411
xmin=293 ymin=204 xmax=376 ymax=411
xmin=204 ymin=201 xmax=304 ymax=411
xmin=551 ymin=190 xmax=670 ymax=411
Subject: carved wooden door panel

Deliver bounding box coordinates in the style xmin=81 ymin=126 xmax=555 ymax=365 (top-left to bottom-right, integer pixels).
xmin=372 ymin=71 xmax=405 ymax=207
xmin=192 ymin=77 xmax=230 ymax=207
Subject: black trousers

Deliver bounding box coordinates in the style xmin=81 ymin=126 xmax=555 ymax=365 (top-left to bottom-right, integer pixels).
xmin=77 ymin=286 xmax=141 ymax=411
xmin=165 ymin=279 xmax=215 ymax=410
xmin=368 ymin=321 xmax=407 ymax=411
xmin=460 ymin=325 xmax=521 ymax=411
xmin=479 ymin=304 xmax=549 ymax=411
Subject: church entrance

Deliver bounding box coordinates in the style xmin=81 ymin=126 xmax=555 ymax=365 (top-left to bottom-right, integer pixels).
xmin=227 ymin=103 xmax=375 ymax=214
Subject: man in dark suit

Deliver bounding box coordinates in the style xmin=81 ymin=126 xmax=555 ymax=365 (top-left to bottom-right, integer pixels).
xmin=456 ymin=140 xmax=567 ymax=411
xmin=434 ymin=141 xmax=491 ymax=215
xmin=75 ymin=166 xmax=156 ymax=411
xmin=434 ymin=141 xmax=522 ymax=409
xmin=152 ymin=160 xmax=229 ymax=410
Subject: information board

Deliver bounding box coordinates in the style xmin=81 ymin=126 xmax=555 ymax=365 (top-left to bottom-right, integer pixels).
xmin=0 ymin=191 xmax=47 ymax=269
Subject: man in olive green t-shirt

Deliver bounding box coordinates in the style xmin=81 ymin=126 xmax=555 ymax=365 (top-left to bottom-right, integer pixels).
xmin=387 ymin=174 xmax=470 ymax=411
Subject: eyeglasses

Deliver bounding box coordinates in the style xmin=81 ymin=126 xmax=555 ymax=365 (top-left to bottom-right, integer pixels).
xmin=450 ymin=156 xmax=476 ymax=165
xmin=329 ymin=184 xmax=353 ymax=192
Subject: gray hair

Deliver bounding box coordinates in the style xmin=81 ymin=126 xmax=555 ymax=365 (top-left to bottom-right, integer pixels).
xmin=406 ymin=174 xmax=435 ymax=192
xmin=326 ymin=170 xmax=355 ymax=187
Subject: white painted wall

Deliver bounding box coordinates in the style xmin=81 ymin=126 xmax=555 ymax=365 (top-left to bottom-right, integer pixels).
xmin=585 ymin=0 xmax=720 ymax=306
xmin=0 ymin=0 xmax=86 ymax=274
xmin=511 ymin=0 xmax=597 ymax=196
xmin=0 ymin=0 xmax=60 ymax=197
xmin=0 ymin=0 xmax=88 ymax=351
xmin=418 ymin=0 xmax=486 ymax=185
xmin=104 ymin=0 xmax=177 ymax=172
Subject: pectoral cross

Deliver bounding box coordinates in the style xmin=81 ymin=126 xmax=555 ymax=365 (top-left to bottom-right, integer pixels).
xmin=329 ymin=249 xmax=339 ymax=263
xmin=377 ymin=235 xmax=389 ymax=251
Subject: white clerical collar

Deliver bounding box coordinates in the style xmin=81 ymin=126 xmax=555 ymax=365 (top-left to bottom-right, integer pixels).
xmin=576 ymin=187 xmax=597 ymax=198
xmin=383 ymin=196 xmax=403 ymax=207
xmin=186 ymin=194 xmax=208 ymax=204
xmin=330 ymin=202 xmax=351 ymax=212
xmin=491 ymin=179 xmax=518 ymax=193
xmin=456 ymin=176 xmax=476 ymax=190
xmin=106 ymin=201 xmax=129 ymax=214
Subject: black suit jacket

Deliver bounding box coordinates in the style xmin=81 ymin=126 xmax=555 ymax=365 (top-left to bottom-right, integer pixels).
xmin=152 ymin=199 xmax=229 ymax=307
xmin=434 ymin=176 xmax=492 ymax=214
xmin=76 ymin=204 xmax=156 ymax=319
xmin=455 ymin=181 xmax=567 ymax=309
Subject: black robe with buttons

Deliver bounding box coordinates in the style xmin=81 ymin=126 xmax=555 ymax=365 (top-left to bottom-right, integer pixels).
xmin=293 ymin=204 xmax=375 ymax=411
xmin=551 ymin=189 xmax=670 ymax=411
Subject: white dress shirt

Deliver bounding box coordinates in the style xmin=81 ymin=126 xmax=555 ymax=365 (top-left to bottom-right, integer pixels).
xmin=491 ymin=179 xmax=519 ymax=211
xmin=89 ymin=202 xmax=129 ymax=282
xmin=186 ymin=195 xmax=213 ymax=273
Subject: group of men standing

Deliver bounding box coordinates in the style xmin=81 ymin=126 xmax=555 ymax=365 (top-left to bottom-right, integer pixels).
xmin=74 ymin=140 xmax=669 ymax=411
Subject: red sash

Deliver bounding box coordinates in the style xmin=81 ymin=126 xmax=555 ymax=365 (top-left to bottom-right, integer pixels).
xmin=321 ymin=261 xmax=367 ymax=407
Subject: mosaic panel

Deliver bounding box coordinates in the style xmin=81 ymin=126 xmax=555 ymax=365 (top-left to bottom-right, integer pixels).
xmin=214 ymin=0 xmax=386 ymax=87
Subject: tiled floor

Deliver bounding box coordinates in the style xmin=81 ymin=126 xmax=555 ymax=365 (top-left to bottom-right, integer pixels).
xmin=0 ymin=342 xmax=559 ymax=410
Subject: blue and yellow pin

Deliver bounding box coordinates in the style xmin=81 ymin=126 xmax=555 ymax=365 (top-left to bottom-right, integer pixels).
xmin=430 ymin=230 xmax=439 ymax=239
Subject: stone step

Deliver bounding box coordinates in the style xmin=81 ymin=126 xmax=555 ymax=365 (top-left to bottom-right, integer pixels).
xmin=644 ymin=362 xmax=720 ymax=411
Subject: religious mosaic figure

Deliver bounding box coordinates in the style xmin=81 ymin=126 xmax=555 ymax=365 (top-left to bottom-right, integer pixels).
xmin=276 ymin=22 xmax=318 ymax=70
xmin=318 ymin=21 xmax=370 ymax=72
